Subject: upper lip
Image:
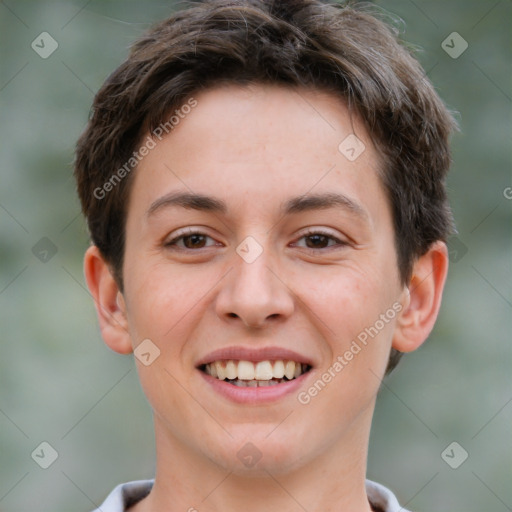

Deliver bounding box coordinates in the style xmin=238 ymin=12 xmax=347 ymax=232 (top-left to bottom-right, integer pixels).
xmin=196 ymin=346 xmax=315 ymax=368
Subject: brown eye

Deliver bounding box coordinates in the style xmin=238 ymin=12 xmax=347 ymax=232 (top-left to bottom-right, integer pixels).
xmin=293 ymin=230 xmax=348 ymax=251
xmin=305 ymin=234 xmax=331 ymax=249
xmin=181 ymin=234 xmax=207 ymax=249
xmin=165 ymin=231 xmax=217 ymax=250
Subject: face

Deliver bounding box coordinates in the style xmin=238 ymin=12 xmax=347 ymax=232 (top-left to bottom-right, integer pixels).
xmin=117 ymin=84 xmax=408 ymax=475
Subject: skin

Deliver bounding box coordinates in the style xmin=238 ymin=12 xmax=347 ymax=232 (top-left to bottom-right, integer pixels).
xmin=84 ymin=84 xmax=448 ymax=512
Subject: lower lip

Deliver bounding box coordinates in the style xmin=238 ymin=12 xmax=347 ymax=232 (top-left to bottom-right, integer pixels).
xmin=199 ymin=369 xmax=312 ymax=404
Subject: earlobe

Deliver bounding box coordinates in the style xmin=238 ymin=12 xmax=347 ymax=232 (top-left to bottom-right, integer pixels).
xmin=83 ymin=245 xmax=133 ymax=355
xmin=392 ymin=241 xmax=449 ymax=353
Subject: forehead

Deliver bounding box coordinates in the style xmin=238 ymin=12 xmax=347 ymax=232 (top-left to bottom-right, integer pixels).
xmin=129 ymin=83 xmax=388 ymax=226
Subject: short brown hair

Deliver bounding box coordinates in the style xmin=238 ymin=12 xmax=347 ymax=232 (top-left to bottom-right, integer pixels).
xmin=74 ymin=0 xmax=456 ymax=374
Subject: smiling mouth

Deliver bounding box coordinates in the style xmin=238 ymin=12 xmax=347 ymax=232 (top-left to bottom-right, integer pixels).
xmin=199 ymin=360 xmax=312 ymax=387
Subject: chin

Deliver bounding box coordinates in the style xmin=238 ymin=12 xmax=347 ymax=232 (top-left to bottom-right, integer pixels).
xmin=203 ymin=433 xmax=311 ymax=476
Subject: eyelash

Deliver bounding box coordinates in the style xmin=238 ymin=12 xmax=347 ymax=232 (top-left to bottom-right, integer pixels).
xmin=295 ymin=229 xmax=348 ymax=250
xmin=165 ymin=228 xmax=348 ymax=252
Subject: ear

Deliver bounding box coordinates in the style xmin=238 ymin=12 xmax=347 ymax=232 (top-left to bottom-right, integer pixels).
xmin=392 ymin=241 xmax=449 ymax=353
xmin=83 ymin=245 xmax=133 ymax=354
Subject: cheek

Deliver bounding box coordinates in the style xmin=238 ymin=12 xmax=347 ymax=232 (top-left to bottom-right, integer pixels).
xmin=123 ymin=260 xmax=230 ymax=365
xmin=300 ymin=269 xmax=376 ymax=339
xmin=123 ymin=261 xmax=199 ymax=346
xmin=123 ymin=265 xmax=204 ymax=423
xmin=300 ymin=267 xmax=396 ymax=377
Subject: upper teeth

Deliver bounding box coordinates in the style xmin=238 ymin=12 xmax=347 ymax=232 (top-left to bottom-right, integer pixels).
xmin=204 ymin=360 xmax=307 ymax=380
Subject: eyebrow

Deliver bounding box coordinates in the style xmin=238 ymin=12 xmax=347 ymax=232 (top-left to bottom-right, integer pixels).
xmin=283 ymin=193 xmax=368 ymax=221
xmin=147 ymin=191 xmax=369 ymax=222
xmin=147 ymin=191 xmax=227 ymax=217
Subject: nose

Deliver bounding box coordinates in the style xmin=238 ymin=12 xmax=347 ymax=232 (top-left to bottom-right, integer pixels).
xmin=215 ymin=239 xmax=295 ymax=329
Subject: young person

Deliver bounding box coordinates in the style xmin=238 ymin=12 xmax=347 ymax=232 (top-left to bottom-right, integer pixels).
xmin=75 ymin=1 xmax=456 ymax=510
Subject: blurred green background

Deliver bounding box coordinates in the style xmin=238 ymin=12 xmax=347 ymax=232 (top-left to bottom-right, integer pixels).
xmin=0 ymin=1 xmax=510 ymax=510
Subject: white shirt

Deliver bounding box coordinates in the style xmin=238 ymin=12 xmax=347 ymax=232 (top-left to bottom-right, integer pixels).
xmin=91 ymin=479 xmax=411 ymax=512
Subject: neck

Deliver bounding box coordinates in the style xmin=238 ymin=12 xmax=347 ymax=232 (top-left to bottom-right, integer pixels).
xmin=131 ymin=412 xmax=375 ymax=512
